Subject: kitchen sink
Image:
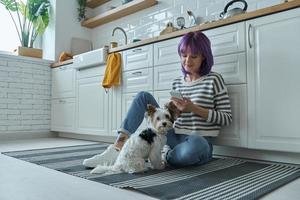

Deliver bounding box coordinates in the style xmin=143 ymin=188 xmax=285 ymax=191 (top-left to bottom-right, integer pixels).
xmin=73 ymin=47 xmax=108 ymax=70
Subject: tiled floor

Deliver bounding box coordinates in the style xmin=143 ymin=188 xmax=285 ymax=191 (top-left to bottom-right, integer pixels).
xmin=0 ymin=137 xmax=299 ymax=200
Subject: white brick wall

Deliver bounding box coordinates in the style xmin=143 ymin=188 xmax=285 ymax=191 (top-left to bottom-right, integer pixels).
xmin=0 ymin=55 xmax=51 ymax=135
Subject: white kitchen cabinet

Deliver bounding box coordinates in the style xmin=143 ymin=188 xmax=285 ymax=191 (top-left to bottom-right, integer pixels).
xmin=51 ymin=65 xmax=76 ymax=99
xmin=109 ymin=86 xmax=122 ymax=136
xmin=153 ymin=63 xmax=181 ymax=91
xmin=154 ymin=37 xmax=181 ymax=66
xmin=76 ymin=68 xmax=109 ymax=136
xmin=51 ymin=98 xmax=76 ymax=132
xmin=204 ymin=22 xmax=246 ymax=56
xmin=122 ymin=67 xmax=153 ymax=93
xmin=212 ymin=85 xmax=247 ymax=147
xmin=213 ymin=53 xmax=246 ymax=84
xmin=51 ymin=65 xmax=76 ymax=132
xmin=76 ymin=65 xmax=122 ymax=137
xmin=122 ymin=45 xmax=153 ymax=71
xmin=247 ymin=8 xmax=300 ymax=152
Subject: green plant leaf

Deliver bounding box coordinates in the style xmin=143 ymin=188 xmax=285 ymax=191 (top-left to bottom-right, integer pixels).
xmin=0 ymin=0 xmax=18 ymax=12
xmin=34 ymin=15 xmax=45 ymax=34
xmin=32 ymin=1 xmax=49 ymax=34
xmin=18 ymin=1 xmax=27 ymax=16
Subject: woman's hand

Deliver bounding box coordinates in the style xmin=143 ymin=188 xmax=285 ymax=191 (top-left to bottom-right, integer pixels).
xmin=171 ymin=97 xmax=209 ymax=119
xmin=171 ymin=97 xmax=195 ymax=113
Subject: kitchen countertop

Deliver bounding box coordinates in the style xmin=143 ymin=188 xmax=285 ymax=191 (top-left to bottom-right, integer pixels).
xmin=51 ymin=59 xmax=73 ymax=68
xmin=51 ymin=0 xmax=300 ymax=68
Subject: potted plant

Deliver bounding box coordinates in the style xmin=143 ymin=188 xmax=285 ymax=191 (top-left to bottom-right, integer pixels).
xmin=0 ymin=0 xmax=50 ymax=58
xmin=77 ymin=0 xmax=86 ymax=22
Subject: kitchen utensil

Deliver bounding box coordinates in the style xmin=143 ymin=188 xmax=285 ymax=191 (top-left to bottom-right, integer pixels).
xmin=71 ymin=37 xmax=93 ymax=56
xmin=176 ymin=17 xmax=185 ymax=29
xmin=219 ymin=0 xmax=248 ymax=19
xmin=121 ymin=0 xmax=133 ymax=5
xmin=159 ymin=22 xmax=179 ymax=35
xmin=110 ymin=42 xmax=118 ymax=48
xmin=187 ymin=10 xmax=198 ymax=27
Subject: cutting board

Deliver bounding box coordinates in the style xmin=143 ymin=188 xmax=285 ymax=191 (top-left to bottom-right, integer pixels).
xmin=71 ymin=37 xmax=93 ymax=56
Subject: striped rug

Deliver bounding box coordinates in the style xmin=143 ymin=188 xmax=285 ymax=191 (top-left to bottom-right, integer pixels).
xmin=3 ymin=143 xmax=300 ymax=200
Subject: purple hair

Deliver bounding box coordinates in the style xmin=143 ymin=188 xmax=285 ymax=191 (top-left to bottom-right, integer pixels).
xmin=178 ymin=31 xmax=214 ymax=76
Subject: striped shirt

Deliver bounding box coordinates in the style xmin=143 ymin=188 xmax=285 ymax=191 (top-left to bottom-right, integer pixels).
xmin=172 ymin=72 xmax=232 ymax=137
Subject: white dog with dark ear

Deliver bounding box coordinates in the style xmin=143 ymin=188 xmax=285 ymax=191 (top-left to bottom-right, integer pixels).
xmin=90 ymin=104 xmax=174 ymax=174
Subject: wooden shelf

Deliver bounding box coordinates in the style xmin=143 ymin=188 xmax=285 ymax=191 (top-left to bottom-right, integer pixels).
xmin=86 ymin=0 xmax=110 ymax=8
xmin=82 ymin=0 xmax=158 ymax=28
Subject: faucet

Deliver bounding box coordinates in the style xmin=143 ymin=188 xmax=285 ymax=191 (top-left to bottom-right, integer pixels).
xmin=112 ymin=27 xmax=128 ymax=45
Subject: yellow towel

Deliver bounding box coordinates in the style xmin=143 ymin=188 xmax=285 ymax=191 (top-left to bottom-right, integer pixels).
xmin=102 ymin=53 xmax=121 ymax=91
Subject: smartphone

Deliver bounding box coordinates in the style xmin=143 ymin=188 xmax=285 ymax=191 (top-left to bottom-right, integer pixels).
xmin=170 ymin=90 xmax=183 ymax=100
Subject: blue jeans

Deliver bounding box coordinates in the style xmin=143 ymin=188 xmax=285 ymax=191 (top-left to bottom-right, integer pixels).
xmin=118 ymin=91 xmax=213 ymax=167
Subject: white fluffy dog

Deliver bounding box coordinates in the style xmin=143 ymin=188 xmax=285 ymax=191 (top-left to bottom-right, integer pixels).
xmin=90 ymin=104 xmax=175 ymax=174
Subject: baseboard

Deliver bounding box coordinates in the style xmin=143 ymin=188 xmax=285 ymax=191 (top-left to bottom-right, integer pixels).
xmin=59 ymin=132 xmax=116 ymax=143
xmin=0 ymin=131 xmax=58 ymax=140
xmin=214 ymin=145 xmax=300 ymax=165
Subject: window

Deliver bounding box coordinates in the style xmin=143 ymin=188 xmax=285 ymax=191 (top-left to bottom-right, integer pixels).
xmin=0 ymin=6 xmax=21 ymax=53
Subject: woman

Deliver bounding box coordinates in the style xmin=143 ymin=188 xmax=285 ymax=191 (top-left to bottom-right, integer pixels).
xmin=83 ymin=31 xmax=232 ymax=168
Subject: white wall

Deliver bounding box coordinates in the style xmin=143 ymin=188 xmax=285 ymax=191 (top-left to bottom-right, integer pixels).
xmin=43 ymin=0 xmax=92 ymax=61
xmin=43 ymin=0 xmax=56 ymax=61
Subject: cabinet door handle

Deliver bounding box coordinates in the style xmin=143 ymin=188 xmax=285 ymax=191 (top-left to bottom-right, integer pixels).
xmin=132 ymin=48 xmax=142 ymax=53
xmin=59 ymin=99 xmax=66 ymax=103
xmin=132 ymin=71 xmax=142 ymax=76
xmin=248 ymin=24 xmax=253 ymax=49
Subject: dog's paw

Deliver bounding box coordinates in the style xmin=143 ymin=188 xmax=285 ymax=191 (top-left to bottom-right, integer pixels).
xmin=158 ymin=162 xmax=166 ymax=170
xmin=90 ymin=165 xmax=110 ymax=174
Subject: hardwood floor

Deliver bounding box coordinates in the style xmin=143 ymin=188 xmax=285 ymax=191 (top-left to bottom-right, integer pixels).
xmin=0 ymin=137 xmax=299 ymax=200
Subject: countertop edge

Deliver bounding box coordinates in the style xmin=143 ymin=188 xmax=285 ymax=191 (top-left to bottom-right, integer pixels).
xmin=50 ymin=59 xmax=73 ymax=68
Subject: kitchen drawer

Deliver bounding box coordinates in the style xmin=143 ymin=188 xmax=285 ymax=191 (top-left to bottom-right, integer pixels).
xmin=213 ymin=53 xmax=246 ymax=84
xmin=77 ymin=65 xmax=106 ymax=79
xmin=204 ymin=22 xmax=246 ymax=56
xmin=122 ymin=68 xmax=153 ymax=93
xmin=52 ymin=65 xmax=76 ymax=99
xmin=154 ymin=37 xmax=181 ymax=66
xmin=153 ymin=63 xmax=181 ymax=91
xmin=123 ymin=45 xmax=153 ymax=71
